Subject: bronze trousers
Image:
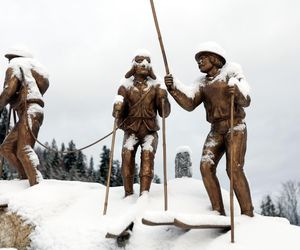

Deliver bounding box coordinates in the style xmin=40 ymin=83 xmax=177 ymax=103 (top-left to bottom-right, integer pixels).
xmin=121 ymin=130 xmax=158 ymax=196
xmin=0 ymin=104 xmax=44 ymax=186
xmin=200 ymin=125 xmax=254 ymax=216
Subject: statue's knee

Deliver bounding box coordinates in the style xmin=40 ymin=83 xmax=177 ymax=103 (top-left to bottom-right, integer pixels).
xmin=121 ymin=149 xmax=135 ymax=178
xmin=200 ymin=161 xmax=216 ymax=177
xmin=122 ymin=149 xmax=134 ymax=161
xmin=226 ymin=163 xmax=244 ymax=177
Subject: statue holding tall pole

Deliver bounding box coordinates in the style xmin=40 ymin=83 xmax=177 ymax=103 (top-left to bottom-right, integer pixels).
xmin=164 ymin=42 xmax=254 ymax=221
xmin=113 ymin=49 xmax=170 ymax=197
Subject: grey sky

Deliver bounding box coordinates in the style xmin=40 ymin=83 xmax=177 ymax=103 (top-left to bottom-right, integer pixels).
xmin=0 ymin=0 xmax=299 ymax=206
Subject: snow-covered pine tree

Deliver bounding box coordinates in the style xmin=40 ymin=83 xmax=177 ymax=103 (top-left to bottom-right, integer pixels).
xmin=0 ymin=107 xmax=14 ymax=180
xmin=64 ymin=141 xmax=78 ymax=180
xmin=134 ymin=163 xmax=139 ymax=184
xmin=0 ymin=107 xmax=8 ymax=144
xmin=98 ymin=145 xmax=110 ymax=185
xmin=175 ymin=146 xmax=192 ymax=178
xmin=76 ymin=150 xmax=87 ymax=180
xmin=260 ymin=195 xmax=277 ymax=216
xmin=110 ymin=160 xmax=123 ymax=187
xmin=152 ymin=174 xmax=161 ymax=184
xmin=87 ymin=157 xmax=96 ymax=182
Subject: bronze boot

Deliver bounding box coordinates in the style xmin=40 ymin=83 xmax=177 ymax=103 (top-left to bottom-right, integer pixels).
xmin=123 ymin=176 xmax=134 ymax=197
xmin=140 ymin=176 xmax=152 ymax=195
xmin=139 ymin=150 xmax=154 ymax=195
xmin=233 ymin=170 xmax=254 ymax=217
xmin=201 ymin=162 xmax=226 ymax=215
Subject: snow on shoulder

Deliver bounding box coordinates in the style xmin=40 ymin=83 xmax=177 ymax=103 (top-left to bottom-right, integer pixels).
xmin=215 ymin=62 xmax=251 ymax=98
xmin=8 ymin=57 xmax=49 ymax=80
xmin=0 ymin=178 xmax=299 ymax=250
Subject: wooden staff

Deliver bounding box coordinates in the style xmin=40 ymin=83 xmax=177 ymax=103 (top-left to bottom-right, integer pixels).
xmin=162 ymin=99 xmax=168 ymax=211
xmin=149 ymin=0 xmax=170 ymax=210
xmin=230 ymin=94 xmax=235 ymax=243
xmin=149 ymin=0 xmax=170 ymax=75
xmin=103 ymin=118 xmax=118 ymax=215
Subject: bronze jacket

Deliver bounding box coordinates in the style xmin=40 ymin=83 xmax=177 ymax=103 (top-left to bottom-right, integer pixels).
xmin=167 ymin=77 xmax=250 ymax=125
xmin=114 ymin=80 xmax=171 ymax=133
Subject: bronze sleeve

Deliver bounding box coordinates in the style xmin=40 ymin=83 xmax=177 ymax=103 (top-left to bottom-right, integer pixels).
xmin=31 ymin=70 xmax=49 ymax=95
xmin=112 ymin=85 xmax=127 ymax=118
xmin=167 ymin=84 xmax=203 ymax=111
xmin=0 ymin=68 xmax=19 ymax=110
xmin=156 ymin=86 xmax=171 ymax=118
xmin=235 ymin=89 xmax=251 ymax=107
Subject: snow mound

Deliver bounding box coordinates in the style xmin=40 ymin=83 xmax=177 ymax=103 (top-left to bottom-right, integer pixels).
xmin=0 ymin=178 xmax=299 ymax=250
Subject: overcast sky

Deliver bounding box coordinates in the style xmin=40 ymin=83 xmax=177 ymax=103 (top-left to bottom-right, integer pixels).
xmin=0 ymin=0 xmax=299 ymax=207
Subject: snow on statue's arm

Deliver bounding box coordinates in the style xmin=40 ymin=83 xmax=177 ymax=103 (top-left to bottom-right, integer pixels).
xmin=166 ymin=76 xmax=203 ymax=112
xmin=112 ymin=84 xmax=127 ymax=118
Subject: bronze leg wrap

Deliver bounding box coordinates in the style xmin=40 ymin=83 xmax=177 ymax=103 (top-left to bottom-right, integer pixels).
xmin=121 ymin=149 xmax=136 ymax=197
xmin=139 ymin=150 xmax=155 ymax=195
xmin=200 ymin=131 xmax=226 ymax=215
xmin=121 ymin=133 xmax=139 ymax=197
xmin=0 ymin=123 xmax=27 ymax=179
xmin=17 ymin=112 xmax=43 ymax=186
xmin=226 ymin=128 xmax=254 ymax=217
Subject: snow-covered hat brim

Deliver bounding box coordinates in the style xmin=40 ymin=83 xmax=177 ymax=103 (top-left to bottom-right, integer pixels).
xmin=194 ymin=42 xmax=226 ymax=65
xmin=4 ymin=47 xmax=33 ymax=59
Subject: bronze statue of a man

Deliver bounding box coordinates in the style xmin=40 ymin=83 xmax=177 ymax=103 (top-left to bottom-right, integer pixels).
xmin=113 ymin=49 xmax=170 ymax=197
xmin=165 ymin=42 xmax=254 ymax=217
xmin=0 ymin=46 xmax=49 ymax=186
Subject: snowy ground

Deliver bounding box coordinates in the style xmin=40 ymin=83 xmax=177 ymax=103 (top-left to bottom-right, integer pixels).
xmin=0 ymin=178 xmax=299 ymax=250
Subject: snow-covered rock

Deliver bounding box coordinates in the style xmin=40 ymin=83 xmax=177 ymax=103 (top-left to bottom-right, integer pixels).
xmin=0 ymin=178 xmax=299 ymax=250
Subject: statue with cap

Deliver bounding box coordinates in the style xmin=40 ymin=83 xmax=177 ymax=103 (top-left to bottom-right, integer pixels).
xmin=113 ymin=49 xmax=170 ymax=197
xmin=0 ymin=46 xmax=49 ymax=186
xmin=164 ymin=42 xmax=254 ymax=217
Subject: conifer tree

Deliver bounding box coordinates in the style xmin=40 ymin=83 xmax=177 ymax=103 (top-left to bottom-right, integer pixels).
xmin=98 ymin=146 xmax=110 ymax=185
xmin=64 ymin=140 xmax=77 ymax=173
xmin=260 ymin=195 xmax=277 ymax=216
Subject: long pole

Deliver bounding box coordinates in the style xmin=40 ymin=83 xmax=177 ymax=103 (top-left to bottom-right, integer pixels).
xmin=149 ymin=0 xmax=170 ymax=75
xmin=230 ymin=94 xmax=235 ymax=243
xmin=162 ymin=99 xmax=168 ymax=211
xmin=149 ymin=0 xmax=169 ymax=210
xmin=103 ymin=118 xmax=118 ymax=215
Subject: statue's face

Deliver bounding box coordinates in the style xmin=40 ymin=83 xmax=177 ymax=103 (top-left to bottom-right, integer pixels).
xmin=134 ymin=56 xmax=151 ymax=76
xmin=197 ymin=53 xmax=214 ymax=73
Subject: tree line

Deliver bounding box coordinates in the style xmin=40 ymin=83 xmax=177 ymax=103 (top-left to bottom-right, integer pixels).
xmin=0 ymin=107 xmax=161 ymax=186
xmin=260 ymin=180 xmax=300 ymax=226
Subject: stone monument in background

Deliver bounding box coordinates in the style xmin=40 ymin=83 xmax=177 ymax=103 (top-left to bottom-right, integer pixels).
xmin=175 ymin=146 xmax=192 ymax=178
